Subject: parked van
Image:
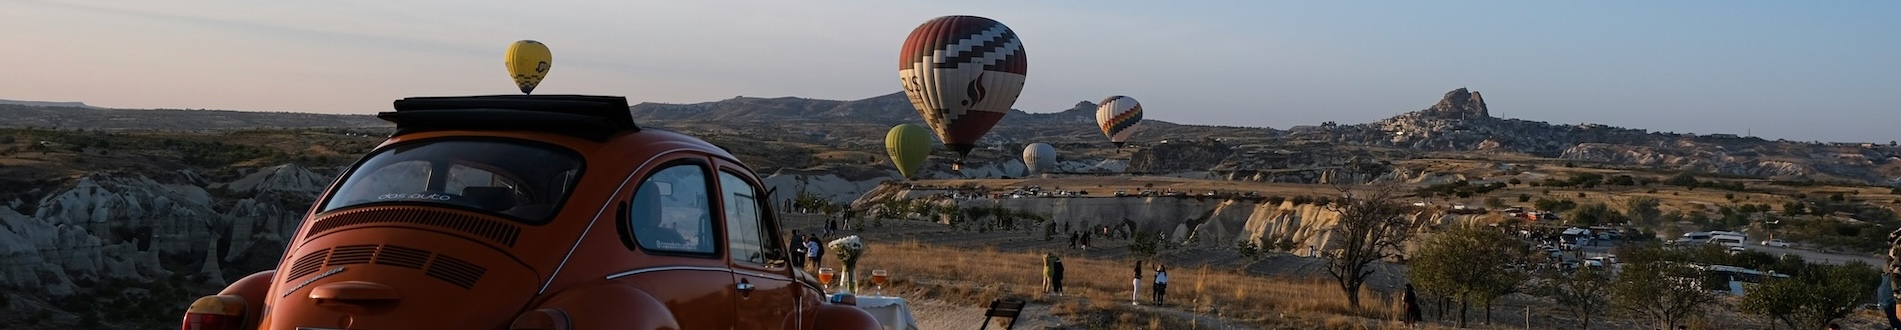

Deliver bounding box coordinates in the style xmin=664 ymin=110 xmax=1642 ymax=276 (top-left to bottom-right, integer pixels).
xmin=1710 ymin=235 xmax=1746 ymax=248
xmin=1679 ymin=231 xmax=1712 ymax=244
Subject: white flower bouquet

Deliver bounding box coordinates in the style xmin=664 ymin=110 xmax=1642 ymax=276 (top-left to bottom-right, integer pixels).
xmin=828 ymin=235 xmax=867 ymax=293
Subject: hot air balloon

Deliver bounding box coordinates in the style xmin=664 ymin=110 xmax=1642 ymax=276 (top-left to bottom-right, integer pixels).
xmin=505 ymin=40 xmax=553 ymax=94
xmin=898 ymin=15 xmax=1028 ymax=169
xmin=1096 ymin=95 xmax=1143 ymax=148
xmin=885 ymin=124 xmax=933 ymax=179
xmin=1022 ymin=143 xmax=1055 ymax=176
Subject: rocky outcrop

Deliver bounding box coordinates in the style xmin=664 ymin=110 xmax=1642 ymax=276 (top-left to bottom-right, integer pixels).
xmin=1128 ymin=139 xmax=1234 ymax=173
xmin=854 ymin=191 xmax=1452 ymax=253
xmin=1558 ymin=143 xmax=1818 ymax=178
xmin=1425 ymin=88 xmax=1489 ymax=119
xmin=0 ymin=164 xmax=332 ymax=296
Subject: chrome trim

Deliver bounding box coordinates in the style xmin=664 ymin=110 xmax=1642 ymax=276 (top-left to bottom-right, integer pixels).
xmin=604 ymin=265 xmax=732 ymax=280
xmin=732 ymin=270 xmax=784 ymax=280
xmin=541 ymin=148 xmax=697 ymax=294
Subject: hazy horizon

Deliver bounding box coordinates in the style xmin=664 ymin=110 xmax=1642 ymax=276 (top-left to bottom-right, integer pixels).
xmin=4 ymin=0 xmax=1895 ymax=143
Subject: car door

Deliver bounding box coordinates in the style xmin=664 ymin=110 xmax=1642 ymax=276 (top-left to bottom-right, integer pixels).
xmin=717 ymin=167 xmax=800 ymax=329
xmin=618 ymin=159 xmax=736 ymax=329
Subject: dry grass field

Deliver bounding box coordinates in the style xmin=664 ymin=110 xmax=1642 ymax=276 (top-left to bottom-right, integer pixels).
xmin=853 ymin=240 xmax=1412 ymax=329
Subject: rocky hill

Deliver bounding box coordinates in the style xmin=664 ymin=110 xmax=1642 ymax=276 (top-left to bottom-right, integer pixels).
xmin=0 ymin=104 xmax=389 ymax=132
xmin=1270 ymin=88 xmax=1898 ymax=184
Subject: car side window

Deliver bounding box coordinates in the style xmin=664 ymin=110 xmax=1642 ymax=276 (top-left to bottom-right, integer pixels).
xmin=720 ymin=171 xmax=782 ymax=266
xmin=629 ymin=164 xmax=715 ymax=255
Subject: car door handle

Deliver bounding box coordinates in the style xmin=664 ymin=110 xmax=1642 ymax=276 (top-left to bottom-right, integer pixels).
xmin=737 ymin=282 xmax=755 ymax=294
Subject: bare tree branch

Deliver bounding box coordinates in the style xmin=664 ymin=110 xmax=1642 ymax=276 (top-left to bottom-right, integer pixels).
xmin=1321 ymin=179 xmax=1423 ymax=308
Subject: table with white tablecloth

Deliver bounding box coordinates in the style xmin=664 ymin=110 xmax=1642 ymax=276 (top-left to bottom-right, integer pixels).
xmin=853 ymin=295 xmax=919 ymax=330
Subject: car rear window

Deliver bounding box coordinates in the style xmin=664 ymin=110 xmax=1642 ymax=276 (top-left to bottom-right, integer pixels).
xmin=319 ymin=139 xmax=583 ymax=224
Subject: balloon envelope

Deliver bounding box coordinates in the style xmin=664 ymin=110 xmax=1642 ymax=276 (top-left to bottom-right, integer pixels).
xmin=505 ymin=40 xmax=553 ymax=94
xmin=1022 ymin=143 xmax=1055 ymax=176
xmin=898 ymin=15 xmax=1028 ymax=160
xmin=885 ymin=124 xmax=934 ymax=179
xmin=1096 ymin=95 xmax=1143 ymax=148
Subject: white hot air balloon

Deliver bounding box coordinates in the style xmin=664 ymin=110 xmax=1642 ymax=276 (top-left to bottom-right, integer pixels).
xmin=1022 ymin=143 xmax=1055 ymax=176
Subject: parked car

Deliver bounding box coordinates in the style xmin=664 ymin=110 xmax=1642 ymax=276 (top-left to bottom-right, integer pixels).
xmin=182 ymin=94 xmax=879 ymax=329
xmin=1760 ymin=239 xmax=1793 ymax=248
xmin=1728 ymin=246 xmax=1748 ymax=254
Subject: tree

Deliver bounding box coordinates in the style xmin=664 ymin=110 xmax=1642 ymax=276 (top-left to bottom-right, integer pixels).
xmin=1627 ymin=197 xmax=1663 ymax=227
xmin=1607 ymin=175 xmax=1637 ymax=186
xmin=1568 ymin=202 xmax=1626 ymax=226
xmin=1320 ymin=181 xmax=1420 ymax=308
xmin=1742 ymin=261 xmax=1881 ymax=330
xmin=1666 ymin=173 xmax=1699 ymax=187
xmin=1535 ymin=198 xmax=1578 ymax=213
xmin=1612 ymin=243 xmax=1718 ymax=329
xmin=1129 ymin=231 xmax=1158 ymax=258
xmin=1542 ymin=266 xmax=1612 ymax=329
xmin=1783 ymin=201 xmax=1808 ymax=217
xmin=1408 ymin=226 xmax=1524 ymax=327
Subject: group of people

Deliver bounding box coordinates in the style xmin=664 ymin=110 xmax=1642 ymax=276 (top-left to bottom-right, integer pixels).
xmin=1133 ymin=260 xmax=1168 ymax=305
xmin=788 ymin=229 xmax=825 ymax=270
xmin=1038 ymin=255 xmax=1171 ymax=305
xmin=786 ymin=215 xmax=848 ymax=270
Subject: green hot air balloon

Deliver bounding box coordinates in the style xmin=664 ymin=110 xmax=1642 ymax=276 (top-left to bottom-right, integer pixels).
xmin=885 ymin=124 xmax=933 ymax=179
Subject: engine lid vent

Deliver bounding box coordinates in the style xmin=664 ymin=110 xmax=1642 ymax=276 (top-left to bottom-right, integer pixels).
xmin=305 ymin=207 xmax=521 ymax=247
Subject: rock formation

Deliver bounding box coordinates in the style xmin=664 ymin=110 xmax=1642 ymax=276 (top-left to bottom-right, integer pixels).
xmin=1424 ymin=88 xmax=1489 ymax=119
xmin=0 ymin=165 xmax=331 ymax=296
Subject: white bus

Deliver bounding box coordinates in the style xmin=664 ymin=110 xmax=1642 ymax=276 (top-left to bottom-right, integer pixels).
xmin=1710 ymin=235 xmax=1746 ymax=248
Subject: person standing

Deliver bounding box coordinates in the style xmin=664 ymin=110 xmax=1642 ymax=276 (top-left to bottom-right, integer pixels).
xmin=1051 ymin=256 xmax=1066 ymax=296
xmin=1131 ymin=260 xmax=1144 ymax=305
xmin=1068 ymin=231 xmax=1079 ymax=249
xmin=1081 ymin=231 xmax=1092 ymax=251
xmin=805 ymin=235 xmax=823 ymax=270
xmin=1881 ymin=270 xmax=1901 ymax=329
xmin=1402 ymin=284 xmax=1422 ymax=328
xmin=788 ymin=230 xmax=806 ymax=269
xmin=825 ymin=217 xmax=838 ymax=237
xmin=1152 ymin=264 xmax=1169 ymax=304
xmin=1042 ymin=252 xmax=1057 ymax=294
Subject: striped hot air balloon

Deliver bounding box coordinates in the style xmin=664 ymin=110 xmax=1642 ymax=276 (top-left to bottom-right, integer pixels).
xmin=898 ymin=15 xmax=1028 ymax=169
xmin=1096 ymin=95 xmax=1143 ymax=148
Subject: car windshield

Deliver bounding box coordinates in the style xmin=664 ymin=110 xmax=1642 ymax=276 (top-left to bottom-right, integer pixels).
xmin=319 ymin=139 xmax=584 ymax=224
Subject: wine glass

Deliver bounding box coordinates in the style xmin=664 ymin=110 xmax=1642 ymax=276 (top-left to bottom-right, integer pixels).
xmin=870 ymin=269 xmax=889 ymax=297
xmin=817 ymin=268 xmax=836 ymax=292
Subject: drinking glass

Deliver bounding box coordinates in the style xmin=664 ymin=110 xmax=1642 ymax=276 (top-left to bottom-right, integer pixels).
xmin=870 ymin=269 xmax=889 ymax=297
xmin=817 ymin=268 xmax=836 ymax=292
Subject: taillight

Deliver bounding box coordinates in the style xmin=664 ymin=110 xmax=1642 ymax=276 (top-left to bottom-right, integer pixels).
xmin=182 ymin=295 xmax=247 ymax=330
xmin=508 ymin=308 xmax=572 ymax=330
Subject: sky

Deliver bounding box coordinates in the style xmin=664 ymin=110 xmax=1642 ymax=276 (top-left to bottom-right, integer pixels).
xmin=3 ymin=0 xmax=1896 ymax=142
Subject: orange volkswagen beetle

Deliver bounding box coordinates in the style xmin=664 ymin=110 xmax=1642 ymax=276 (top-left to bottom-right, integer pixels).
xmin=183 ymin=94 xmax=880 ymax=330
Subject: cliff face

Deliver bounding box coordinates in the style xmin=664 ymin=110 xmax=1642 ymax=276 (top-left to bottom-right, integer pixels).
xmin=0 ymin=165 xmax=331 ymax=296
xmin=1127 ymin=139 xmax=1235 ymax=173
xmin=858 ymin=190 xmax=1451 ymax=253
xmin=763 ymin=158 xmax=1127 ymax=206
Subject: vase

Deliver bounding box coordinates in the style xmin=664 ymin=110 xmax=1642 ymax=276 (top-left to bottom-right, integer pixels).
xmin=841 ymin=264 xmax=858 ymax=294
